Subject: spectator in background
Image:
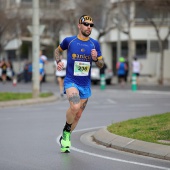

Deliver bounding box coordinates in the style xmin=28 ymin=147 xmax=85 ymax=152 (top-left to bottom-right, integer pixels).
xmin=8 ymin=59 xmax=15 ymax=78
xmin=0 ymin=59 xmax=2 ymax=80
xmin=28 ymin=61 xmax=32 ymax=82
xmin=132 ymin=57 xmax=142 ymax=86
xmin=0 ymin=58 xmax=9 ymax=83
xmin=124 ymin=57 xmax=129 ymax=82
xmin=23 ymin=60 xmax=30 ymax=83
xmin=116 ymin=57 xmax=127 ymax=86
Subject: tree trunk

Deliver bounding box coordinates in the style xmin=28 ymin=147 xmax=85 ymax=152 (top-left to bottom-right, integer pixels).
xmin=159 ymin=48 xmax=164 ymax=85
xmin=128 ymin=31 xmax=134 ymax=81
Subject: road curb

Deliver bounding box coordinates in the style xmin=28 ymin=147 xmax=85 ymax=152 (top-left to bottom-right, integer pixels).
xmin=0 ymin=95 xmax=58 ymax=108
xmin=93 ymin=127 xmax=170 ymax=161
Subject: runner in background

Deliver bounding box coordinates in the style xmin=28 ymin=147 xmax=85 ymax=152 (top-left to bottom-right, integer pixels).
xmin=132 ymin=57 xmax=142 ymax=86
xmin=116 ymin=57 xmax=127 ymax=86
xmin=54 ymin=57 xmax=67 ymax=97
xmin=39 ymin=50 xmax=48 ymax=83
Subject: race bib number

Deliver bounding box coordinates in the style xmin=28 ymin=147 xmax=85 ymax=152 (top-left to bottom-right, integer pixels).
xmin=74 ymin=61 xmax=90 ymax=76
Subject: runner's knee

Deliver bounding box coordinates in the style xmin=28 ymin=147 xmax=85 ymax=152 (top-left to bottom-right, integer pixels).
xmin=74 ymin=114 xmax=81 ymax=122
xmin=70 ymin=103 xmax=81 ymax=113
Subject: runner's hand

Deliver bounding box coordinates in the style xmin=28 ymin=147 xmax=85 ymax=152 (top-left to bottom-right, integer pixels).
xmin=91 ymin=49 xmax=98 ymax=61
xmin=57 ymin=62 xmax=64 ymax=71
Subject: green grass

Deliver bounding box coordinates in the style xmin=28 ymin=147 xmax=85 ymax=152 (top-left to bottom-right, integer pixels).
xmin=39 ymin=92 xmax=53 ymax=98
xmin=107 ymin=112 xmax=170 ymax=145
xmin=0 ymin=92 xmax=53 ymax=101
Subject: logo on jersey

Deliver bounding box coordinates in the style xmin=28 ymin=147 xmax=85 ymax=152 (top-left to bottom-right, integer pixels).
xmin=81 ymin=48 xmax=85 ymax=52
xmin=72 ymin=53 xmax=90 ymax=61
xmin=72 ymin=54 xmax=77 ymax=59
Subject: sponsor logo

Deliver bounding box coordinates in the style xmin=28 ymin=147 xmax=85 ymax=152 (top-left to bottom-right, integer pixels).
xmin=77 ymin=43 xmax=88 ymax=47
xmin=72 ymin=53 xmax=90 ymax=61
xmin=81 ymin=48 xmax=85 ymax=52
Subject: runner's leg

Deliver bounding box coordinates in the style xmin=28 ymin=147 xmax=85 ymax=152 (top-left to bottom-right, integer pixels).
xmin=71 ymin=99 xmax=88 ymax=131
xmin=60 ymin=87 xmax=81 ymax=152
xmin=57 ymin=77 xmax=64 ymax=96
xmin=65 ymin=87 xmax=81 ymax=125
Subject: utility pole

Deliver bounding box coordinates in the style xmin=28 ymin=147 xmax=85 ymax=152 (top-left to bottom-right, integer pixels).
xmin=32 ymin=0 xmax=40 ymax=98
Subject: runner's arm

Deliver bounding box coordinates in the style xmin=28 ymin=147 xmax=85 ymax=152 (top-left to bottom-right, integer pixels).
xmin=54 ymin=47 xmax=62 ymax=64
xmin=91 ymin=49 xmax=104 ymax=69
xmin=54 ymin=47 xmax=64 ymax=71
xmin=94 ymin=59 xmax=104 ymax=69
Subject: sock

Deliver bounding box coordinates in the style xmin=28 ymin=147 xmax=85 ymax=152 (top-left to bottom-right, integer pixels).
xmin=63 ymin=122 xmax=72 ymax=132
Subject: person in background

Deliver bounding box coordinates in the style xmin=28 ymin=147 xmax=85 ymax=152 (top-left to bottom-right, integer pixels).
xmin=116 ymin=57 xmax=127 ymax=86
xmin=28 ymin=61 xmax=32 ymax=82
xmin=39 ymin=50 xmax=48 ymax=83
xmin=0 ymin=60 xmax=2 ymax=80
xmin=8 ymin=59 xmax=15 ymax=79
xmin=132 ymin=57 xmax=142 ymax=86
xmin=54 ymin=56 xmax=67 ymax=97
xmin=124 ymin=57 xmax=129 ymax=82
xmin=0 ymin=58 xmax=9 ymax=83
xmin=40 ymin=50 xmax=48 ymax=83
xmin=23 ymin=60 xmax=30 ymax=83
xmin=55 ymin=15 xmax=104 ymax=153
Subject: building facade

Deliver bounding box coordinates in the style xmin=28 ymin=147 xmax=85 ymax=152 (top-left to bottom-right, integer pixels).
xmin=99 ymin=0 xmax=170 ymax=84
xmin=1 ymin=0 xmax=170 ymax=84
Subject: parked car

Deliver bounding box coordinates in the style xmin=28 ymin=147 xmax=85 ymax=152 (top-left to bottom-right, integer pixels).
xmin=91 ymin=62 xmax=113 ymax=85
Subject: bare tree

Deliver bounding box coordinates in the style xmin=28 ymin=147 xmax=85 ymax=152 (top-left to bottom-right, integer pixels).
xmin=111 ymin=0 xmax=136 ymax=77
xmin=140 ymin=0 xmax=170 ymax=84
xmin=0 ymin=2 xmax=19 ymax=58
xmin=74 ymin=0 xmax=115 ymax=40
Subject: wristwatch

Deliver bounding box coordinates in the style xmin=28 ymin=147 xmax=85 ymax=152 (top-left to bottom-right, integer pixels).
xmin=56 ymin=60 xmax=61 ymax=64
xmin=93 ymin=58 xmax=98 ymax=62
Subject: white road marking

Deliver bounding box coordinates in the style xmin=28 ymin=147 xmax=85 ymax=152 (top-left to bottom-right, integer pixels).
xmin=56 ymin=127 xmax=170 ymax=170
xmin=133 ymin=90 xmax=170 ymax=95
xmin=107 ymin=99 xmax=117 ymax=104
xmin=70 ymin=146 xmax=169 ymax=170
xmin=104 ymin=89 xmax=170 ymax=96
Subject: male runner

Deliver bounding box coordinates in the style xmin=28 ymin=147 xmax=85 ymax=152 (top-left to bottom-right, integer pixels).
xmin=55 ymin=15 xmax=104 ymax=153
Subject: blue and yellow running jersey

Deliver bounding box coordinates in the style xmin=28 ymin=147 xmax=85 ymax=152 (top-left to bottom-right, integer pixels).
xmin=58 ymin=35 xmax=102 ymax=87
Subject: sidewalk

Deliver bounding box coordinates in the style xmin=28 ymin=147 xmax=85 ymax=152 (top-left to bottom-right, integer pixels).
xmin=94 ymin=82 xmax=170 ymax=161
xmin=0 ymin=82 xmax=59 ymax=108
xmin=93 ymin=127 xmax=170 ymax=161
xmin=0 ymin=95 xmax=58 ymax=108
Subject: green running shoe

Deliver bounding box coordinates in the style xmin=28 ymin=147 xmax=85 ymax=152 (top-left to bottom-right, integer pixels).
xmin=60 ymin=131 xmax=71 ymax=153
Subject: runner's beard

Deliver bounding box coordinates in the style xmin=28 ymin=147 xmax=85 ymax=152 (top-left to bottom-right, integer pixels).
xmin=81 ymin=30 xmax=91 ymax=37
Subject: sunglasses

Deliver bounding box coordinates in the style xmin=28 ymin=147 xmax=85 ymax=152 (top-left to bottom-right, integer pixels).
xmin=82 ymin=22 xmax=94 ymax=27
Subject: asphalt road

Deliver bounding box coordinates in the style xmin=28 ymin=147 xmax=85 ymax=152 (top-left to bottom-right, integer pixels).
xmin=0 ymin=82 xmax=170 ymax=170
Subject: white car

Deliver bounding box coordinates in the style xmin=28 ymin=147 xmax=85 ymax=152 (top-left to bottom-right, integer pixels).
xmin=91 ymin=62 xmax=113 ymax=85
